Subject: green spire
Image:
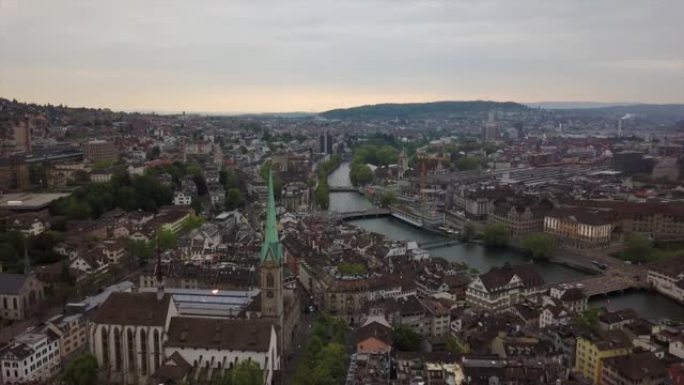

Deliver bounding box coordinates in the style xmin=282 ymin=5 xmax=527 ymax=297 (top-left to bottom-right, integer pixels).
xmin=260 ymin=169 xmax=283 ymax=264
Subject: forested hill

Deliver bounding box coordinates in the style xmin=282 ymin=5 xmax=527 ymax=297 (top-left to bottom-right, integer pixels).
xmin=320 ymin=101 xmax=528 ymax=120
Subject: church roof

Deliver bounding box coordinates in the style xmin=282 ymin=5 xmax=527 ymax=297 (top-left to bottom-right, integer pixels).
xmin=165 ymin=316 xmax=274 ymax=352
xmin=260 ymin=169 xmax=283 ymax=264
xmin=91 ymin=292 xmax=171 ymax=326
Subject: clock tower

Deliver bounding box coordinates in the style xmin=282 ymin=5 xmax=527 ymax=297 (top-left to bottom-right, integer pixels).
xmin=260 ymin=169 xmax=284 ymax=321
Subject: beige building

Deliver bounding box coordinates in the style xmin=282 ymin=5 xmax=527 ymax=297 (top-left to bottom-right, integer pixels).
xmin=544 ymin=208 xmax=614 ymax=249
xmin=46 ymin=313 xmax=88 ymax=360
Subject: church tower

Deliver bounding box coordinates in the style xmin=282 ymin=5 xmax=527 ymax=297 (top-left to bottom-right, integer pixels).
xmin=260 ymin=170 xmax=284 ymax=320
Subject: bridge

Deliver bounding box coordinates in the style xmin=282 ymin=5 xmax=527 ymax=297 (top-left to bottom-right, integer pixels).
xmin=331 ymin=208 xmax=390 ymax=221
xmin=418 ymin=239 xmax=462 ymax=249
xmin=329 ymin=186 xmax=360 ymax=193
xmin=552 ymin=274 xmax=645 ymax=297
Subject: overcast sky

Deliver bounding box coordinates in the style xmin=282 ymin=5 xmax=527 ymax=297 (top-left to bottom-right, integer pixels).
xmin=1 ymin=0 xmax=683 ymax=113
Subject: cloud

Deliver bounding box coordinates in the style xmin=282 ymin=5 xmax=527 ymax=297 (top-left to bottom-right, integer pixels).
xmin=1 ymin=0 xmax=682 ymax=112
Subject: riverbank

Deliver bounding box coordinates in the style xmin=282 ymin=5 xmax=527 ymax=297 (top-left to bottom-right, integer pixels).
xmin=327 ymin=161 xmax=684 ymax=320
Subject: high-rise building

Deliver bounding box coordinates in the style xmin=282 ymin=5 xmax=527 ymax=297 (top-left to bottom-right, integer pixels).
xmin=83 ymin=140 xmax=117 ymax=163
xmin=319 ymin=131 xmax=333 ymax=155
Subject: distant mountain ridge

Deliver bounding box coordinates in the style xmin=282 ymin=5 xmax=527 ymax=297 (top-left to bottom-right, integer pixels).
xmin=320 ymin=100 xmax=527 ymax=120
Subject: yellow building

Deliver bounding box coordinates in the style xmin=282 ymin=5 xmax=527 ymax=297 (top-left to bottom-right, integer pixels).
xmin=575 ymin=329 xmax=632 ymax=385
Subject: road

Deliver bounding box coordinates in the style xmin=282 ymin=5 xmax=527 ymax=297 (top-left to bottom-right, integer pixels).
xmin=281 ymin=312 xmax=314 ymax=385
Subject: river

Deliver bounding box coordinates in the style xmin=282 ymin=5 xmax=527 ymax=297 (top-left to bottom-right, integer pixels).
xmin=327 ymin=162 xmax=684 ymax=320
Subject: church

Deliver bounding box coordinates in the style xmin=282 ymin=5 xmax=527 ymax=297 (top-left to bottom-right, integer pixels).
xmin=88 ymin=170 xmax=300 ymax=384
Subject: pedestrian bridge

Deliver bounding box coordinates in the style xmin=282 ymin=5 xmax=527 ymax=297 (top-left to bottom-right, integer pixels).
xmin=331 ymin=208 xmax=390 ymax=220
xmin=329 ymin=186 xmax=360 ymax=193
xmin=417 ymin=240 xmax=463 ymax=249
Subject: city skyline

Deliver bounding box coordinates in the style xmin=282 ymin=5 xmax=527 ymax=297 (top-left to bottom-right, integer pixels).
xmin=1 ymin=0 xmax=683 ymax=113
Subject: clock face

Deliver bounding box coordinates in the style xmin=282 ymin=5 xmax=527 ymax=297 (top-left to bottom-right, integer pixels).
xmin=267 ymin=291 xmax=274 ymax=298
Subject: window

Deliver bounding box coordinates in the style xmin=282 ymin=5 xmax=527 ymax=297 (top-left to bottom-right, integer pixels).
xmin=266 ymin=273 xmax=274 ymax=288
xmin=140 ymin=329 xmax=147 ymax=375
xmin=12 ymin=298 xmax=17 ymax=309
xmin=114 ymin=328 xmax=122 ymax=371
xmin=153 ymin=329 xmax=160 ymax=371
xmin=127 ymin=329 xmax=136 ymax=372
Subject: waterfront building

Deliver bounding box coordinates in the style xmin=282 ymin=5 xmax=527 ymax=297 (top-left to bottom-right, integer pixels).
xmin=465 ymin=264 xmax=545 ymax=312
xmin=647 ymin=256 xmax=684 ymax=304
xmin=544 ymin=208 xmax=614 ymax=249
xmin=489 ymin=196 xmax=553 ymax=240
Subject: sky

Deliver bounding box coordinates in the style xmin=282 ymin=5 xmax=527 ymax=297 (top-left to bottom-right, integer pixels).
xmin=1 ymin=0 xmax=683 ymax=113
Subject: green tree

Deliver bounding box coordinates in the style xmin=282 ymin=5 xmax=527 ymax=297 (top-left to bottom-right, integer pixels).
xmin=190 ymin=197 xmax=203 ymax=214
xmin=215 ymin=360 xmax=263 ymax=385
xmin=379 ymin=190 xmax=397 ymax=208
xmin=456 ymin=156 xmax=481 ymax=171
xmin=128 ymin=240 xmax=153 ymax=266
xmin=460 ymin=222 xmax=476 ymax=242
xmin=573 ymin=307 xmax=600 ymax=333
xmin=622 ymin=233 xmax=653 ymax=262
xmin=377 ymin=145 xmax=398 ymax=166
xmin=65 ymin=200 xmax=92 ymax=220
xmin=315 ymin=180 xmax=330 ymax=210
xmin=226 ymin=188 xmax=245 ymax=210
xmin=392 ymin=324 xmax=421 ymax=351
xmin=158 ymin=229 xmax=178 ymax=250
xmin=522 ymin=232 xmax=558 ymax=260
xmin=483 ymin=224 xmax=509 ymax=248
xmin=58 ymin=353 xmax=99 ymax=385
xmin=350 ymin=163 xmax=373 ymax=186
xmin=446 ymin=335 xmax=471 ymax=354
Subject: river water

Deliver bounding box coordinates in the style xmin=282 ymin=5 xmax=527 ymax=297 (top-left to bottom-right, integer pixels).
xmin=328 ymin=162 xmax=684 ymax=320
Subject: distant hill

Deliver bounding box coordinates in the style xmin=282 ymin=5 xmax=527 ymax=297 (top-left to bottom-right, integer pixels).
xmin=527 ymin=102 xmax=638 ymax=109
xmin=320 ymin=101 xmax=528 ymax=120
xmin=554 ymin=104 xmax=684 ymax=121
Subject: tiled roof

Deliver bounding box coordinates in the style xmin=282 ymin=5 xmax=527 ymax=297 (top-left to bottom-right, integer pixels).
xmin=165 ymin=317 xmax=273 ymax=352
xmin=91 ymin=292 xmax=171 ymax=326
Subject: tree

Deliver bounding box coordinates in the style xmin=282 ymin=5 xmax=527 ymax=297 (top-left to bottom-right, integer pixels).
xmin=456 ymin=156 xmax=481 ymax=171
xmin=446 ymin=335 xmax=471 ymax=354
xmin=58 ymin=353 xmax=99 ymax=385
xmin=573 ymin=307 xmax=600 ymax=333
xmin=622 ymin=233 xmax=653 ymax=262
xmin=215 ymin=360 xmax=263 ymax=385
xmin=460 ymin=222 xmax=476 ymax=242
xmin=379 ymin=190 xmax=397 ymax=208
xmin=128 ymin=240 xmax=153 ymax=266
xmin=191 ymin=197 xmax=203 ymax=214
xmin=226 ymin=188 xmax=245 ymax=210
xmin=392 ymin=324 xmax=421 ymax=351
xmin=315 ymin=180 xmax=330 ymax=210
xmin=377 ymin=145 xmax=398 ymax=166
xmin=158 ymin=229 xmax=178 ymax=250
xmin=483 ymin=224 xmax=509 ymax=248
xmin=522 ymin=232 xmax=557 ymax=260
xmin=350 ymin=163 xmax=373 ymax=186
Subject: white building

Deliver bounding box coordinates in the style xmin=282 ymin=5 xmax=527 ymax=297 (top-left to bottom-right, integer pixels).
xmin=647 ymin=257 xmax=684 ymax=304
xmin=89 ymin=292 xmax=178 ymax=385
xmin=466 ymin=264 xmax=545 ymax=312
xmin=0 ymin=330 xmax=61 ymax=384
xmin=163 ymin=317 xmax=279 ymax=385
xmin=173 ymin=191 xmax=192 ymax=206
